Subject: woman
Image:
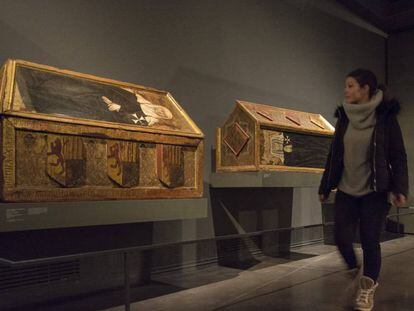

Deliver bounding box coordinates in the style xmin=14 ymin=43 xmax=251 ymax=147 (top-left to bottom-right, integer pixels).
xmin=319 ymin=69 xmax=408 ymax=311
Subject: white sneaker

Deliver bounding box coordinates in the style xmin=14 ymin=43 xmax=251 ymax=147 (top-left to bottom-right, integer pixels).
xmin=354 ymin=276 xmax=378 ymax=311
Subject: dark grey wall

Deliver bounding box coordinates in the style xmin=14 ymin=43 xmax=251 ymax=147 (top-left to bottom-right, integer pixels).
xmin=0 ymin=0 xmax=385 ymax=176
xmin=389 ymin=30 xmax=414 ymax=200
xmin=0 ymin=0 xmax=386 ymax=267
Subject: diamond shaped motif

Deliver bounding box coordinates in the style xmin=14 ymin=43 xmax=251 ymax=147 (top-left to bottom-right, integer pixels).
xmin=223 ymin=122 xmax=250 ymax=156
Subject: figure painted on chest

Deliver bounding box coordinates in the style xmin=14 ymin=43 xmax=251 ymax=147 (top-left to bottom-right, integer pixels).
xmin=101 ymin=87 xmax=173 ymax=126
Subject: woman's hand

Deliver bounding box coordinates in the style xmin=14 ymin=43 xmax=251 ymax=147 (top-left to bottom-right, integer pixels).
xmin=391 ymin=193 xmax=407 ymax=207
xmin=319 ymin=194 xmax=328 ymax=203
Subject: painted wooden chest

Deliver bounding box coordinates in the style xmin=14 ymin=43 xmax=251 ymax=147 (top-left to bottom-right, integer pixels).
xmin=0 ymin=60 xmax=203 ymax=202
xmin=216 ymin=101 xmax=334 ymax=173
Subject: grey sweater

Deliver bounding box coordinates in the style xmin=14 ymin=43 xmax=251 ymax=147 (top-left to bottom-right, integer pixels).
xmin=337 ymin=90 xmax=383 ymax=197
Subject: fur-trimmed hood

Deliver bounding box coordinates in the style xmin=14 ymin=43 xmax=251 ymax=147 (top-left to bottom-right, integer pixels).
xmin=334 ymin=99 xmax=401 ymax=118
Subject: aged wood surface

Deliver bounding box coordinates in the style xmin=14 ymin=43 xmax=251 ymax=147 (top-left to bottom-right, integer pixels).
xmin=157 ymin=144 xmax=185 ymax=188
xmin=220 ymin=106 xmax=256 ymax=168
xmin=0 ymin=65 xmax=6 ymax=113
xmin=238 ymin=100 xmax=334 ymax=136
xmin=107 ymin=140 xmax=140 ymax=187
xmin=223 ymin=122 xmax=250 ymax=156
xmin=217 ymin=100 xmax=333 ymax=173
xmin=2 ymin=119 xmax=15 ymax=188
xmin=5 ymin=59 xmax=203 ymax=137
xmin=6 ymin=125 xmax=203 ymax=200
xmin=215 ymin=128 xmax=222 ymax=172
xmin=9 ymin=117 xmax=201 ymax=146
xmin=0 ymin=59 xmax=204 ymax=201
xmin=2 ymin=187 xmax=202 ymax=202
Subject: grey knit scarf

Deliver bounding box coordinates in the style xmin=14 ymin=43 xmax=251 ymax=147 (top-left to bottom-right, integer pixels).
xmin=338 ymin=90 xmax=383 ymax=197
xmin=343 ymin=90 xmax=383 ymax=129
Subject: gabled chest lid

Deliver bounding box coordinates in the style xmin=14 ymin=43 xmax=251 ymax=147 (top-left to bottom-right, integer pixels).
xmin=238 ymin=100 xmax=334 ymax=136
xmin=0 ymin=60 xmax=203 ymax=138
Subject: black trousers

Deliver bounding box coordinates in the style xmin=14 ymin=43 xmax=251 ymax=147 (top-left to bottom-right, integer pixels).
xmin=334 ymin=190 xmax=390 ymax=282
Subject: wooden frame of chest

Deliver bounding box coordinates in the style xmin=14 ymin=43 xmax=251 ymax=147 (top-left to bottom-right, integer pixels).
xmin=0 ymin=60 xmax=204 ymax=202
xmin=216 ymin=101 xmax=334 ymax=173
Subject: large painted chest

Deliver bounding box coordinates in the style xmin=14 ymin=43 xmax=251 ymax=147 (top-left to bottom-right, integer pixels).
xmin=216 ymin=101 xmax=334 ymax=173
xmin=0 ymin=60 xmax=203 ymax=202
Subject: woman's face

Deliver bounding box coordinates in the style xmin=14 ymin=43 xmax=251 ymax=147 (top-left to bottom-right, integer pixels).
xmin=344 ymin=77 xmax=369 ymax=104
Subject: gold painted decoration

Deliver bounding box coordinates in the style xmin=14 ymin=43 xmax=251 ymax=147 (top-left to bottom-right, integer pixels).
xmin=309 ymin=116 xmax=325 ymax=129
xmin=157 ymin=144 xmax=184 ymax=188
xmin=256 ymin=110 xmax=273 ymax=121
xmin=217 ymin=100 xmax=334 ymax=173
xmin=285 ymin=113 xmax=301 ymax=126
xmin=238 ymin=101 xmax=335 ymax=135
xmin=3 ymin=119 xmax=16 ymax=188
xmin=9 ymin=62 xmax=202 ymax=136
xmin=0 ymin=59 xmax=204 ymax=202
xmin=283 ymin=135 xmax=293 ymax=153
xmin=16 ymin=132 xmax=51 ymax=187
xmin=85 ymin=139 xmax=111 ymax=186
xmin=0 ymin=65 xmax=7 ymax=112
xmin=268 ymin=131 xmax=284 ymax=165
xmin=261 ymin=131 xmax=293 ymax=165
xmin=223 ymin=122 xmax=250 ymax=156
xmin=107 ymin=141 xmax=140 ymax=187
xmin=47 ymin=135 xmax=86 ymax=187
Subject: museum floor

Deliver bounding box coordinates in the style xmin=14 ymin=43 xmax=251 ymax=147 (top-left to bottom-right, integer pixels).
xmin=100 ymin=235 xmax=414 ymax=311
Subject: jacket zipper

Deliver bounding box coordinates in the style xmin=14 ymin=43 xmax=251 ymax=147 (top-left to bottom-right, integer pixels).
xmin=373 ymin=127 xmax=377 ymax=191
xmin=327 ymin=138 xmax=334 ymax=185
xmin=327 ymin=109 xmax=341 ymax=186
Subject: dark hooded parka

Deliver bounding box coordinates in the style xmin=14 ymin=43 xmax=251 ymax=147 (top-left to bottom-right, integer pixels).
xmin=319 ymin=99 xmax=408 ymax=198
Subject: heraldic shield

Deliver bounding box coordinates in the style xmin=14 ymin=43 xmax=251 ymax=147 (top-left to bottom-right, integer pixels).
xmin=156 ymin=144 xmax=185 ymax=188
xmin=107 ymin=141 xmax=140 ymax=188
xmin=47 ymin=135 xmax=86 ymax=187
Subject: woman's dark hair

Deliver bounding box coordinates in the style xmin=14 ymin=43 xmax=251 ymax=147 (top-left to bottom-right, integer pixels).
xmin=347 ymin=68 xmax=378 ymax=98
